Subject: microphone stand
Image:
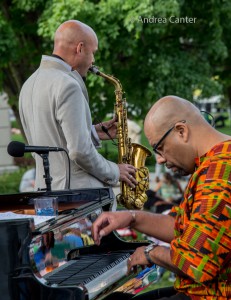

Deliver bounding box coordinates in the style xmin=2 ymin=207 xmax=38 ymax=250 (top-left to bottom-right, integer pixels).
xmin=39 ymin=152 xmax=52 ymax=191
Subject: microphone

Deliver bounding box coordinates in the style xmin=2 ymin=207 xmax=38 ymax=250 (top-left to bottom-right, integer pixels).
xmin=7 ymin=141 xmax=64 ymax=157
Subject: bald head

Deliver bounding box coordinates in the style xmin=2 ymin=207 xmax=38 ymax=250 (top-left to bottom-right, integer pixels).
xmin=144 ymin=95 xmax=229 ymax=168
xmin=54 ymin=20 xmax=97 ymax=49
xmin=144 ymin=96 xmax=204 ymax=134
xmin=52 ymin=20 xmax=98 ymax=74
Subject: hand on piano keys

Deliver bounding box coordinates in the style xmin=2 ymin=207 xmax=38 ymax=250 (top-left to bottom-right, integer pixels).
xmin=127 ymin=246 xmax=152 ymax=274
xmin=92 ymin=211 xmax=135 ymax=245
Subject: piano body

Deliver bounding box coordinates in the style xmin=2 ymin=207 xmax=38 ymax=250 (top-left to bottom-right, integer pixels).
xmin=0 ymin=188 xmax=149 ymax=300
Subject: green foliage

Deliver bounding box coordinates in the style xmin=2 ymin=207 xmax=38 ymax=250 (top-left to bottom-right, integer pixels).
xmin=11 ymin=133 xmax=26 ymax=143
xmin=218 ymin=126 xmax=231 ymax=135
xmin=0 ymin=168 xmax=26 ymax=194
xmin=1 ymin=0 xmax=231 ymax=126
xmin=0 ymin=0 xmax=46 ymax=108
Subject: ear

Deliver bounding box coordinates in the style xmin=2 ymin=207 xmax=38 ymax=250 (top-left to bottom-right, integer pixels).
xmin=175 ymin=122 xmax=189 ymax=142
xmin=76 ymin=42 xmax=83 ymax=54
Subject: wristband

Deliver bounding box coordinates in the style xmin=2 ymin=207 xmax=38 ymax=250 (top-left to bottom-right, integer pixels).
xmin=129 ymin=210 xmax=136 ymax=226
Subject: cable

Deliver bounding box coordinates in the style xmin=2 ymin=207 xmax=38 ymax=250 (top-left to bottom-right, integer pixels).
xmin=63 ymin=149 xmax=71 ymax=189
xmin=101 ymin=125 xmax=118 ymax=146
xmin=95 ymin=119 xmax=118 ymax=146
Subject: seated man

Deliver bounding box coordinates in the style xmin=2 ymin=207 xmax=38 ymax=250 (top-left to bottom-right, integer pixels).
xmin=92 ymin=95 xmax=231 ymax=299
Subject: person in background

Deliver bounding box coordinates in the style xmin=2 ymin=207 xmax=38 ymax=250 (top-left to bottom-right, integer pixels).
xmin=92 ymin=95 xmax=231 ymax=299
xmin=154 ymin=172 xmax=183 ymax=205
xmin=19 ymin=168 xmax=35 ymax=192
xmin=127 ymin=119 xmax=142 ymax=144
xmin=145 ymin=172 xmax=183 ymax=213
xmin=19 ymin=20 xmax=136 ymax=191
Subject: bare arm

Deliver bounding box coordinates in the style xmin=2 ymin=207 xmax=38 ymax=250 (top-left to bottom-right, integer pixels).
xmin=153 ymin=181 xmax=162 ymax=192
xmin=92 ymin=210 xmax=175 ymax=245
xmin=129 ymin=210 xmax=175 ymax=243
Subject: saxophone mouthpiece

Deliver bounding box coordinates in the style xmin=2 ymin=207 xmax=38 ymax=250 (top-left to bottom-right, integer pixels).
xmin=89 ymin=65 xmax=100 ymax=75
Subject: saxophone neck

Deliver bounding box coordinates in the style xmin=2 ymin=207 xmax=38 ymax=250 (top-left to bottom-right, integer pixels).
xmin=89 ymin=65 xmax=122 ymax=91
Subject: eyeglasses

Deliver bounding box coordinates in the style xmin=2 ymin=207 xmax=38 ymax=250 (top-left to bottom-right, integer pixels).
xmin=153 ymin=120 xmax=186 ymax=156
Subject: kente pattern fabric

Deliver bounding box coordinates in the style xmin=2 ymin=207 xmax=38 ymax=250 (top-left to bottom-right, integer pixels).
xmin=170 ymin=140 xmax=231 ymax=299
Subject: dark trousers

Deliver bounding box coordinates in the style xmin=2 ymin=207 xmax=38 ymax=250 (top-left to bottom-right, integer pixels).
xmin=102 ymin=287 xmax=191 ymax=300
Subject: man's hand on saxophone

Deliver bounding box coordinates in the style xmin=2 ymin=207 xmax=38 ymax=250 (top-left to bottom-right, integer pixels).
xmin=94 ymin=116 xmax=137 ymax=188
xmin=95 ymin=117 xmax=117 ymax=141
xmin=118 ymin=164 xmax=137 ymax=188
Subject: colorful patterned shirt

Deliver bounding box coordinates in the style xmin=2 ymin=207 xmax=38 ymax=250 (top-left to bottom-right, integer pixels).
xmin=170 ymin=140 xmax=231 ymax=299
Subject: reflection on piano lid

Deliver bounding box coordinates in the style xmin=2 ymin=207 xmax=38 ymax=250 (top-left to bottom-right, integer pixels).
xmin=2 ymin=188 xmax=149 ymax=300
xmin=29 ymin=205 xmax=138 ymax=300
xmin=30 ymin=208 xmax=102 ymax=279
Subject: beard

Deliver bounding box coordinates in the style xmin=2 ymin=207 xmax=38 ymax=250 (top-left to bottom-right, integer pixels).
xmin=166 ymin=163 xmax=192 ymax=177
xmin=174 ymin=168 xmax=190 ymax=177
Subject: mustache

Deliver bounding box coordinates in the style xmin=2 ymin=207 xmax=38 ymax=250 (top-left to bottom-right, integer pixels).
xmin=165 ymin=163 xmax=173 ymax=169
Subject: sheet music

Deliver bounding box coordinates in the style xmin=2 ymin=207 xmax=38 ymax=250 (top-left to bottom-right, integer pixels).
xmin=0 ymin=212 xmax=55 ymax=226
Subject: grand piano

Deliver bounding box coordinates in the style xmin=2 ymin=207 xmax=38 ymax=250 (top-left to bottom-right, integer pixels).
xmin=0 ymin=188 xmax=151 ymax=300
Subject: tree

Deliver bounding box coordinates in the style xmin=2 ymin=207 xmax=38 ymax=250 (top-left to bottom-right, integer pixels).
xmin=216 ymin=0 xmax=231 ymax=111
xmin=0 ymin=0 xmax=47 ymax=137
xmin=0 ymin=0 xmax=231 ymax=136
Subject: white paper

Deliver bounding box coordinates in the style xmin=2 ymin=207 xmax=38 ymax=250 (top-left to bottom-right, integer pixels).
xmin=0 ymin=211 xmax=55 ymax=226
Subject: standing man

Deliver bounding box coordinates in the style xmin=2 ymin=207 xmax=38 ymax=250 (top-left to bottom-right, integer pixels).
xmin=19 ymin=20 xmax=136 ymax=191
xmin=92 ymin=95 xmax=231 ymax=299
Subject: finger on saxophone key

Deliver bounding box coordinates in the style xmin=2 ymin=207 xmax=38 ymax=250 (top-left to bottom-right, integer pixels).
xmin=129 ymin=174 xmax=137 ymax=187
xmin=118 ymin=164 xmax=136 ymax=186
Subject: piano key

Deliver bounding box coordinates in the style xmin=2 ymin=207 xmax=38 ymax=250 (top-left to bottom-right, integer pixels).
xmin=48 ymin=252 xmax=130 ymax=289
xmin=84 ymin=256 xmax=129 ymax=299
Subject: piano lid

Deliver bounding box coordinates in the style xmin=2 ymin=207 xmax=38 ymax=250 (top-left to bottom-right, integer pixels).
xmin=29 ymin=188 xmax=114 ymax=280
xmin=30 ymin=206 xmax=102 ymax=279
xmin=0 ymin=187 xmax=114 ymax=213
xmin=4 ymin=188 xmax=152 ymax=300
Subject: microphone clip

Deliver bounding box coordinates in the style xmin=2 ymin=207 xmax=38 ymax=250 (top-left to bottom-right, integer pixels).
xmin=39 ymin=152 xmax=53 ymax=192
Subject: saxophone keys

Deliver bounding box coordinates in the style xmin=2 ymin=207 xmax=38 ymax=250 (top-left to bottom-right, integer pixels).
xmin=134 ymin=199 xmax=143 ymax=209
xmin=138 ymin=169 xmax=145 ymax=178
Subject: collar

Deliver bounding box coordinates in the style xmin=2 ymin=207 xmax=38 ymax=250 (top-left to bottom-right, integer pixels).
xmin=51 ymin=54 xmax=65 ymax=61
xmin=195 ymin=139 xmax=231 ymax=168
xmin=41 ymin=55 xmax=72 ymax=72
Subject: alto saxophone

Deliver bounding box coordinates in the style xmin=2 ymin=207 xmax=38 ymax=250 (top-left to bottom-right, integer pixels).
xmin=89 ymin=66 xmax=152 ymax=209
